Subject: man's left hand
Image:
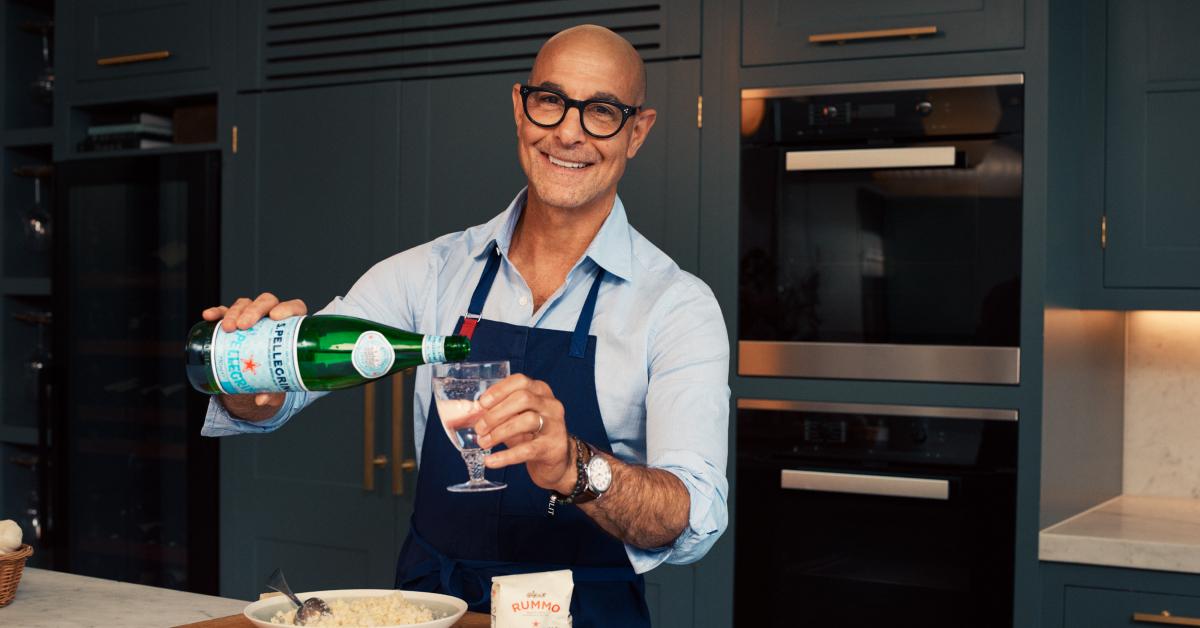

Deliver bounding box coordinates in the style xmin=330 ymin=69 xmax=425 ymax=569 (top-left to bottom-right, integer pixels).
xmin=474 ymin=374 xmax=575 ymax=495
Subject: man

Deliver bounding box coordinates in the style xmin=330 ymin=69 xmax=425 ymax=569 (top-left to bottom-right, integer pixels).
xmin=201 ymin=25 xmax=729 ymax=627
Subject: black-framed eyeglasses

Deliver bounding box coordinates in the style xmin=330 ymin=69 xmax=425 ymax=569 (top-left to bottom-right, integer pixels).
xmin=520 ymin=85 xmax=641 ymax=139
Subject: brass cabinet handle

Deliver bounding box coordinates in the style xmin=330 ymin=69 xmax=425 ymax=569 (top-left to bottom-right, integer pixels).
xmin=392 ymin=375 xmax=417 ymax=495
xmin=809 ymin=26 xmax=938 ymax=45
xmin=97 ymin=50 xmax=171 ymax=66
xmin=1134 ymin=612 xmax=1200 ymax=626
xmin=363 ymin=382 xmax=379 ymax=491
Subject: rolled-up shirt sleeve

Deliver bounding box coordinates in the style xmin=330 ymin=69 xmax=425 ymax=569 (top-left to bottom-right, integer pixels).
xmin=200 ymin=250 xmax=423 ymax=437
xmin=626 ymin=277 xmax=730 ymax=573
xmin=201 ymin=390 xmax=320 ymax=436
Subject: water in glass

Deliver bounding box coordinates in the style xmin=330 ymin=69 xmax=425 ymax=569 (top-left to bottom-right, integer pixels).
xmin=431 ymin=360 xmax=509 ymax=492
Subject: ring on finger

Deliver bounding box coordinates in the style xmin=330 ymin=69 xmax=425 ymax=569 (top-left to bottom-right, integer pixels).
xmin=534 ymin=415 xmax=545 ymax=435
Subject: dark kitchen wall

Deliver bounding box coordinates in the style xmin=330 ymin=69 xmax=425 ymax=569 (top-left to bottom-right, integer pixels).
xmin=0 ymin=0 xmax=57 ymax=572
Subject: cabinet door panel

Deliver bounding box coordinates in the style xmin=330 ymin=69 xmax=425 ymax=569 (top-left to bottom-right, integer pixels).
xmin=618 ymin=59 xmax=701 ymax=274
xmin=1065 ymin=586 xmax=1200 ymax=627
xmin=75 ymin=0 xmax=214 ymax=81
xmin=400 ymin=72 xmax=527 ymax=243
xmin=742 ymin=0 xmax=1023 ymax=66
xmin=1104 ymin=0 xmax=1200 ymax=288
xmin=220 ymin=83 xmax=407 ymax=599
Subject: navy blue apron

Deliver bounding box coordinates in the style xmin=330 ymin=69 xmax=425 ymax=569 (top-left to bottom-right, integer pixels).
xmin=394 ymin=248 xmax=652 ymax=628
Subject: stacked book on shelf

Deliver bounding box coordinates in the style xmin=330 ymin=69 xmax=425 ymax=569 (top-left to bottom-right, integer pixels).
xmin=77 ymin=113 xmax=174 ymax=152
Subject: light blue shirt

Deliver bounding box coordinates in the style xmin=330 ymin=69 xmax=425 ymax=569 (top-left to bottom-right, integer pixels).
xmin=203 ymin=189 xmax=730 ymax=573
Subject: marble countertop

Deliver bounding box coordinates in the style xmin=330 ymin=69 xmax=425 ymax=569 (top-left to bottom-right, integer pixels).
xmin=1040 ymin=495 xmax=1200 ymax=573
xmin=0 ymin=567 xmax=249 ymax=627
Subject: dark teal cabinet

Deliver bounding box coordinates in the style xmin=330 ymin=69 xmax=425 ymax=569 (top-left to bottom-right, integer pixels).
xmin=1065 ymin=588 xmax=1200 ymax=628
xmin=64 ymin=0 xmax=222 ymax=98
xmin=396 ymin=71 xmax=527 ymax=244
xmin=220 ymin=82 xmax=411 ymax=599
xmin=237 ymin=0 xmax=700 ymax=92
xmin=1102 ymin=0 xmax=1200 ymax=290
xmin=1043 ymin=562 xmax=1200 ymax=628
xmin=741 ymin=0 xmax=1024 ymax=66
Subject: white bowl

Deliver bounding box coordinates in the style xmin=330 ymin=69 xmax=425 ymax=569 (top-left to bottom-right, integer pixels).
xmin=243 ymin=589 xmax=468 ymax=628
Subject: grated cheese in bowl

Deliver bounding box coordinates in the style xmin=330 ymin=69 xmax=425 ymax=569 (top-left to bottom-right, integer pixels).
xmin=268 ymin=592 xmax=437 ymax=626
xmin=244 ymin=588 xmax=467 ymax=628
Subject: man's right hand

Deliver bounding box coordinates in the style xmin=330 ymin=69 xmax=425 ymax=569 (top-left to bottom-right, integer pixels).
xmin=201 ymin=292 xmax=308 ymax=422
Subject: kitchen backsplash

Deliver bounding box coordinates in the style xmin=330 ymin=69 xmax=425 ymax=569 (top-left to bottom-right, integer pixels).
xmin=1124 ymin=311 xmax=1200 ymax=497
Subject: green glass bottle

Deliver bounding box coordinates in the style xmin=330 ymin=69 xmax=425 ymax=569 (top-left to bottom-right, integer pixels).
xmin=185 ymin=314 xmax=470 ymax=395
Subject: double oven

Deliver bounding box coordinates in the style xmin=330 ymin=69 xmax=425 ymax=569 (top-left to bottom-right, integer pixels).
xmin=735 ymin=75 xmax=1024 ymax=626
xmin=739 ymin=74 xmax=1024 ymax=384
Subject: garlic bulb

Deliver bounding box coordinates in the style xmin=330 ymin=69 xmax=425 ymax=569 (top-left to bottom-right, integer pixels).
xmin=0 ymin=519 xmax=22 ymax=554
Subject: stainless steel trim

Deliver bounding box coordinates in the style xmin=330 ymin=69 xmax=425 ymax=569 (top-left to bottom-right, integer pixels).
xmin=742 ymin=73 xmax=1024 ymax=100
xmin=737 ymin=399 xmax=1018 ymax=422
xmin=781 ymin=469 xmax=949 ymax=500
xmin=786 ymin=146 xmax=956 ymax=171
xmin=738 ymin=341 xmax=1020 ymax=384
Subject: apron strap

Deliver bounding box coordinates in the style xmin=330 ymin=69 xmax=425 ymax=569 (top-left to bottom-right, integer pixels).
xmin=569 ymin=268 xmax=607 ymax=359
xmin=458 ymin=247 xmax=607 ymax=354
xmin=459 ymin=246 xmax=503 ymax=339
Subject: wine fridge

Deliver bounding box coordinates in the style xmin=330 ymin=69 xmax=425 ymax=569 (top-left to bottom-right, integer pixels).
xmin=52 ymin=151 xmax=221 ymax=593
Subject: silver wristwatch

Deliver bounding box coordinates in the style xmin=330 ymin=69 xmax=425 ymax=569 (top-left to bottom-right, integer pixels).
xmin=581 ymin=443 xmax=612 ymax=502
xmin=555 ymin=436 xmax=611 ymax=505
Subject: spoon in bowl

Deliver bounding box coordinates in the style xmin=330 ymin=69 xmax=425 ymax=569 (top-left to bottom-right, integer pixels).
xmin=267 ymin=568 xmax=332 ymax=625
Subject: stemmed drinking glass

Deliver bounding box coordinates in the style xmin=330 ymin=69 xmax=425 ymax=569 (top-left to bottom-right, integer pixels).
xmin=12 ymin=311 xmax=52 ymax=404
xmin=26 ymin=177 xmax=51 ymax=251
xmin=26 ymin=20 xmax=54 ymax=104
xmin=431 ymin=361 xmax=509 ymax=492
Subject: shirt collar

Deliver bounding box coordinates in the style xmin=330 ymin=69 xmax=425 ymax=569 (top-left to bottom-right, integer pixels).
xmin=471 ymin=187 xmax=634 ymax=282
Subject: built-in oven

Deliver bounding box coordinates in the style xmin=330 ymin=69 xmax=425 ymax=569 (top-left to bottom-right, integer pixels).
xmin=735 ymin=399 xmax=1017 ymax=627
xmin=739 ymin=75 xmax=1024 ymax=384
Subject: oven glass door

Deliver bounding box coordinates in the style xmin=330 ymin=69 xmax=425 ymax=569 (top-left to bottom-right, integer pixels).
xmin=735 ymin=403 xmax=1017 ymax=627
xmin=739 ymin=135 xmax=1023 ymax=348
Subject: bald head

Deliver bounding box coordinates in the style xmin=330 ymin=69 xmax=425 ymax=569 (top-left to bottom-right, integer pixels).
xmin=531 ymin=25 xmax=647 ymax=105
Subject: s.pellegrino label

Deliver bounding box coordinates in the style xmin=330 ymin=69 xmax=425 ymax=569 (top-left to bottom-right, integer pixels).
xmin=210 ymin=316 xmax=307 ymax=394
xmin=422 ymin=335 xmax=447 ymax=365
xmin=186 ymin=314 xmax=472 ymax=395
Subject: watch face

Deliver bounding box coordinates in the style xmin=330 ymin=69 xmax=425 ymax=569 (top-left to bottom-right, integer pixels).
xmin=587 ymin=456 xmax=612 ymax=493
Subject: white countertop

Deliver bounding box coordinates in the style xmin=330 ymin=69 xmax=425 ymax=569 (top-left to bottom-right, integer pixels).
xmin=1040 ymin=495 xmax=1200 ymax=573
xmin=0 ymin=567 xmax=249 ymax=627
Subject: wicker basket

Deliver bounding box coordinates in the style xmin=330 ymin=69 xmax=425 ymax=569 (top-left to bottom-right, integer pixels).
xmin=0 ymin=544 xmax=33 ymax=607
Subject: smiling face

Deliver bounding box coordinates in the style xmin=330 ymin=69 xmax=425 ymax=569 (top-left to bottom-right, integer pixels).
xmin=511 ymin=26 xmax=656 ymax=214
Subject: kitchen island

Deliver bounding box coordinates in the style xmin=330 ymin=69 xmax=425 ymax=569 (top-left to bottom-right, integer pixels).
xmin=1 ymin=567 xmax=490 ymax=627
xmin=0 ymin=567 xmax=247 ymax=627
xmin=1040 ymin=494 xmax=1200 ymax=572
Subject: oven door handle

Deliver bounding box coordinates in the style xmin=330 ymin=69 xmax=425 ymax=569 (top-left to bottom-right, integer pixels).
xmin=781 ymin=469 xmax=950 ymax=500
xmin=785 ymin=146 xmax=957 ymax=171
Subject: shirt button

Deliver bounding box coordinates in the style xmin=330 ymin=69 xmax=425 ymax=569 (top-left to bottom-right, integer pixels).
xmin=519 ymin=296 xmax=529 ymax=307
